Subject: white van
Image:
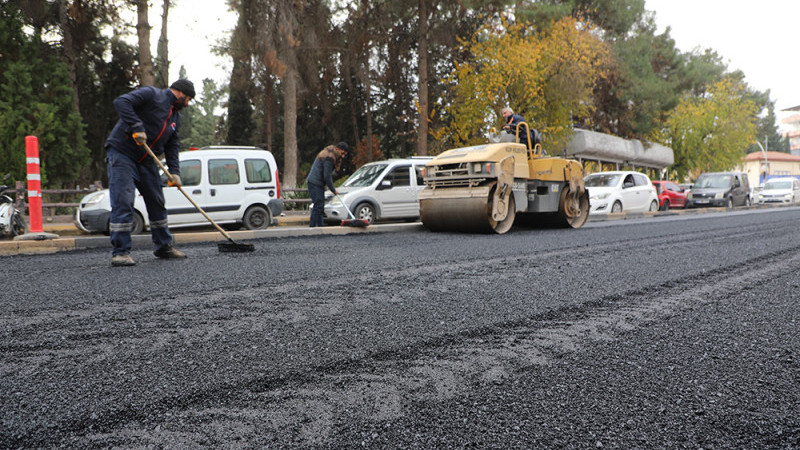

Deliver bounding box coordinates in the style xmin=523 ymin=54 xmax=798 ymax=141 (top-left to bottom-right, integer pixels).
xmin=75 ymin=146 xmax=282 ymax=234
xmin=323 ymin=157 xmax=432 ymax=224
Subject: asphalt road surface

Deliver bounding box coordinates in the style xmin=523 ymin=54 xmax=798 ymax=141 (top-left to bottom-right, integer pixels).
xmin=2 ymin=208 xmax=799 ymax=448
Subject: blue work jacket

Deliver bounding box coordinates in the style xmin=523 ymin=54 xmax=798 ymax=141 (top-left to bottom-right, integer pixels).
xmin=105 ymin=87 xmax=182 ymax=175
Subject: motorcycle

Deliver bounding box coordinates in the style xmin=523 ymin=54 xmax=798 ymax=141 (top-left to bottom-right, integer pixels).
xmin=0 ymin=175 xmax=26 ymax=238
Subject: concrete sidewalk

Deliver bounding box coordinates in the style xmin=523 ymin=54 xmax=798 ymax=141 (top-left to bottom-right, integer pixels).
xmin=1 ymin=213 xmax=423 ymax=256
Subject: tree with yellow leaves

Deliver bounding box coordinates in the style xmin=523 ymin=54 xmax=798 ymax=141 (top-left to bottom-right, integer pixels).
xmin=434 ymin=16 xmax=611 ymax=152
xmin=661 ymin=77 xmax=758 ymax=180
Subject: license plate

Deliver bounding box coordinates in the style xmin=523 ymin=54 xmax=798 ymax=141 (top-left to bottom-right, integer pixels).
xmin=695 ymin=199 xmax=708 ymax=204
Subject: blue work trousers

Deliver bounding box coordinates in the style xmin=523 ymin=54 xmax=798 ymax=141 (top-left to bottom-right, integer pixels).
xmin=308 ymin=182 xmax=326 ymax=227
xmin=107 ymin=147 xmax=173 ymax=255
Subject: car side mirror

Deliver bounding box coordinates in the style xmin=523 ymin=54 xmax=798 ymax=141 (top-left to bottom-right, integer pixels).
xmin=377 ymin=179 xmax=392 ymax=190
xmin=623 ymin=182 xmax=634 ymax=189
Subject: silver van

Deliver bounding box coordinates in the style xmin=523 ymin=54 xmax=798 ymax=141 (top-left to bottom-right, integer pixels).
xmin=323 ymin=157 xmax=432 ymax=224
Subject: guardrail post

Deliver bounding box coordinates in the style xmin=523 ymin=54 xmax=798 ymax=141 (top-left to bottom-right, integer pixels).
xmin=25 ymin=136 xmax=43 ymax=233
xmin=15 ymin=181 xmax=25 ymax=209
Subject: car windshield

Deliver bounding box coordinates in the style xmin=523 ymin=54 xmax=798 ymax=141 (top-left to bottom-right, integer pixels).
xmin=764 ymin=180 xmax=793 ymax=190
xmin=695 ymin=174 xmax=732 ymax=189
xmin=342 ymin=163 xmax=388 ymax=187
xmin=584 ymin=174 xmax=621 ymax=187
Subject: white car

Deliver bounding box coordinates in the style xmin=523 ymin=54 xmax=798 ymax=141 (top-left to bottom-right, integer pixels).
xmin=758 ymin=177 xmax=800 ymax=204
xmin=75 ymin=147 xmax=282 ymax=234
xmin=323 ymin=157 xmax=432 ymax=225
xmin=584 ymin=171 xmax=659 ymax=215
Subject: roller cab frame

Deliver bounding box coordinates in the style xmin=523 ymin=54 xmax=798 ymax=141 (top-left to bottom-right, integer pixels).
xmin=419 ymin=123 xmax=588 ymax=234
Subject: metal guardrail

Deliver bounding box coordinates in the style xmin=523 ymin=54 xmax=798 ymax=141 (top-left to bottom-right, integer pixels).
xmin=1 ymin=182 xmax=312 ymax=214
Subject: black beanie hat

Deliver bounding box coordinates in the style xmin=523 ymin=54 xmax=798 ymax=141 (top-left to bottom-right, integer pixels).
xmin=336 ymin=141 xmax=350 ymax=152
xmin=170 ymin=79 xmax=196 ymax=98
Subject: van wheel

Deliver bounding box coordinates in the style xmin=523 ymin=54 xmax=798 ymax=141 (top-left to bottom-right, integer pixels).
xmin=726 ymin=197 xmax=733 ymax=208
xmin=353 ymin=203 xmax=375 ymax=224
xmin=243 ymin=206 xmax=271 ymax=230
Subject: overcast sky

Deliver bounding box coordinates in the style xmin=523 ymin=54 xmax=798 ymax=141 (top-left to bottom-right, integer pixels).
xmin=162 ymin=1 xmax=799 ymax=120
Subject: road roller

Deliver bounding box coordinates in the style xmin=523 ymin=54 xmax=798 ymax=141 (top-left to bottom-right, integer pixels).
xmin=419 ymin=125 xmax=588 ymax=234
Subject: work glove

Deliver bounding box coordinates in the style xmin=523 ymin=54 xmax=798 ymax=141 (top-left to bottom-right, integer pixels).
xmin=132 ymin=131 xmax=147 ymax=146
xmin=167 ymin=174 xmax=181 ymax=187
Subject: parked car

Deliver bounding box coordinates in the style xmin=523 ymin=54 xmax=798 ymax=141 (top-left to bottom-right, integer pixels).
xmin=651 ymin=180 xmax=688 ymax=211
xmin=75 ymin=147 xmax=282 ymax=234
xmin=686 ymin=171 xmax=750 ymax=208
xmin=758 ymin=177 xmax=800 ymax=204
xmin=323 ymin=157 xmax=432 ymax=225
xmin=584 ymin=171 xmax=659 ymax=215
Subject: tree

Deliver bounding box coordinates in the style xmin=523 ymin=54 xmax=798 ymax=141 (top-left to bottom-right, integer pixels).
xmin=133 ymin=0 xmax=155 ymax=86
xmin=440 ymin=16 xmax=611 ymax=151
xmin=186 ymin=79 xmax=226 ymax=148
xmin=250 ymin=0 xmax=331 ymax=188
xmin=226 ymin=0 xmax=255 ymax=145
xmin=661 ymin=77 xmax=759 ymax=180
xmin=155 ymin=0 xmax=170 ymax=88
xmin=416 ymin=0 xmax=430 ymax=156
xmin=0 ymin=5 xmax=89 ymax=187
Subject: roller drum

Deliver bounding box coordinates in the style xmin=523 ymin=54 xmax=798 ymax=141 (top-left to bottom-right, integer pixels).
xmin=419 ymin=184 xmax=516 ymax=234
xmin=420 ymin=195 xmax=494 ymax=233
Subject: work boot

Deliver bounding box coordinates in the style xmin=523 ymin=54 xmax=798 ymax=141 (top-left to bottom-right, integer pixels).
xmin=111 ymin=254 xmax=136 ymax=267
xmin=154 ymin=244 xmax=187 ymax=259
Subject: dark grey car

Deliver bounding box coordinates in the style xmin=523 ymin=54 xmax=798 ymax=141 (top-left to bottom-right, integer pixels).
xmin=687 ymin=171 xmax=751 ymax=208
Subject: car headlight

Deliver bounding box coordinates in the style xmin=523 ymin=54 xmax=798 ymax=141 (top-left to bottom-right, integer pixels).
xmin=590 ymin=192 xmax=610 ymax=200
xmin=715 ymin=192 xmax=724 ymax=199
xmin=785 ymin=193 xmax=793 ymax=199
xmin=327 ymin=196 xmax=342 ymax=207
xmin=470 ymin=162 xmax=494 ymax=175
xmin=83 ymin=192 xmax=105 ymax=205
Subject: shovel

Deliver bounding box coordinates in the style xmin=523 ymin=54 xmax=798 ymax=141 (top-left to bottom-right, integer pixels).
xmin=140 ymin=142 xmax=255 ymax=252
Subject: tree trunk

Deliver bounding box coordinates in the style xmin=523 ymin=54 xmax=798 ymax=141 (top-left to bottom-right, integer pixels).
xmin=416 ymin=0 xmax=429 ymax=156
xmin=136 ymin=0 xmax=155 ymax=86
xmin=283 ymin=68 xmax=298 ymax=188
xmin=363 ymin=64 xmax=373 ymax=163
xmin=343 ymin=54 xmax=360 ymax=150
xmin=156 ymin=0 xmax=170 ymax=87
xmin=57 ymin=0 xmax=80 ymax=114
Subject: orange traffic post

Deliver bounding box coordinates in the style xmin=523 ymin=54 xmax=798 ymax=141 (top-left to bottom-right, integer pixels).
xmin=25 ymin=136 xmax=43 ymax=233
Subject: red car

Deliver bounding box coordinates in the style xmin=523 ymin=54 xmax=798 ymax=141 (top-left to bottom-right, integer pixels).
xmin=651 ymin=180 xmax=688 ymax=210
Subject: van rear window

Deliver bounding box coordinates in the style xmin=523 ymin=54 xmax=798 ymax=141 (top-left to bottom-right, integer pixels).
xmin=245 ymin=159 xmax=272 ymax=183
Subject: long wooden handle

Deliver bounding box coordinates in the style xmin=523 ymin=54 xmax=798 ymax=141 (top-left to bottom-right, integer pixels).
xmin=140 ymin=143 xmax=235 ymax=241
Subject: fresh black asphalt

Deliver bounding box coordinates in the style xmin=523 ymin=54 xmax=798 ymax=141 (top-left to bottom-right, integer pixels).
xmin=2 ymin=208 xmax=798 ymax=447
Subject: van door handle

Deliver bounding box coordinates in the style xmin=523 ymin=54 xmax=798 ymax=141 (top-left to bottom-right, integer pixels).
xmin=192 ymin=189 xmax=201 ymax=195
xmin=210 ymin=189 xmax=216 ymax=196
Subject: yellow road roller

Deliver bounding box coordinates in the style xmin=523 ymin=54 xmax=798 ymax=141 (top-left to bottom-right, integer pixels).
xmin=419 ymin=125 xmax=588 ymax=234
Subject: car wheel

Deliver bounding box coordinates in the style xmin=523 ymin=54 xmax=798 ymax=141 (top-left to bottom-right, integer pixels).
xmin=649 ymin=200 xmax=659 ymax=212
xmin=353 ymin=203 xmax=376 ymax=224
xmin=132 ymin=212 xmax=145 ymax=234
xmin=726 ymin=197 xmax=733 ymax=208
xmin=243 ymin=205 xmax=271 ymax=230
xmin=611 ymin=201 xmax=622 ymax=213
xmin=660 ymin=199 xmax=670 ymax=211
xmin=745 ymin=197 xmax=751 ymax=207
